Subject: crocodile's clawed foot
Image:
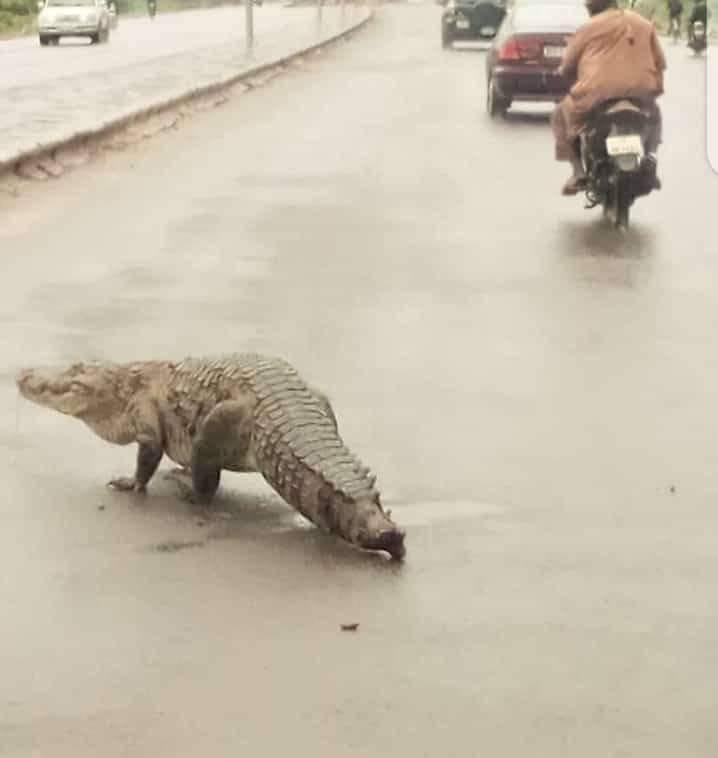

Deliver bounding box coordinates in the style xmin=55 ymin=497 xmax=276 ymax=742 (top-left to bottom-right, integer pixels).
xmin=191 ymin=504 xmax=216 ymax=522
xmin=107 ymin=476 xmax=146 ymax=494
xmin=162 ymin=468 xmax=194 ymax=501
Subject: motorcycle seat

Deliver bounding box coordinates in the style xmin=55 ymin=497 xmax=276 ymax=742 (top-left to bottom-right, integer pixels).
xmin=600 ymin=99 xmax=647 ymax=118
xmin=584 ymin=98 xmax=651 ymax=141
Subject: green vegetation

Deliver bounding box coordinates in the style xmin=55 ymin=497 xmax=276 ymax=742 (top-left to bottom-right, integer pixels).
xmin=119 ymin=0 xmax=236 ymax=13
xmin=625 ymin=0 xmax=716 ymax=35
xmin=0 ymin=0 xmax=37 ymax=37
xmin=0 ymin=0 xmax=236 ymax=38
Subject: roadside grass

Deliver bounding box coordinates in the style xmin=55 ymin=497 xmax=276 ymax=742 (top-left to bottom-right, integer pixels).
xmin=0 ymin=0 xmax=242 ymax=39
xmin=0 ymin=0 xmax=36 ymax=37
xmin=623 ymin=0 xmax=716 ymax=36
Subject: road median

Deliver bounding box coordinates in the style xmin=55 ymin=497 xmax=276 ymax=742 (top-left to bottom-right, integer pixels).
xmin=0 ymin=5 xmax=373 ymax=178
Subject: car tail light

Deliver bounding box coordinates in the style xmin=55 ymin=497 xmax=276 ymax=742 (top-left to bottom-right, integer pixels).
xmin=498 ymin=35 xmax=541 ymax=62
xmin=499 ymin=37 xmax=522 ymax=60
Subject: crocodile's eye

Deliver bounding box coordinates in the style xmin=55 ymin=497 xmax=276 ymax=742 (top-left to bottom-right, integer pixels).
xmin=71 ymin=381 xmax=87 ymax=394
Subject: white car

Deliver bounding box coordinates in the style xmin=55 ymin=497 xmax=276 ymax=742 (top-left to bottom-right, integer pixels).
xmin=38 ymin=0 xmax=111 ymax=46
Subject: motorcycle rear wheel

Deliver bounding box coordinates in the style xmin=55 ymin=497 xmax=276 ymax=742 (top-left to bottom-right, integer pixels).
xmin=603 ymin=175 xmax=630 ymax=229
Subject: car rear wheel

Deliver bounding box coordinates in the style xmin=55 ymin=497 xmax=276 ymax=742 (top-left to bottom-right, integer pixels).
xmin=39 ymin=34 xmax=49 ymax=46
xmin=442 ymin=25 xmax=453 ymax=48
xmin=486 ymin=76 xmax=510 ymax=118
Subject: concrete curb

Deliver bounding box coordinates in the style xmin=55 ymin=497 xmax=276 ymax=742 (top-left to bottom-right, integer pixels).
xmin=0 ymin=8 xmax=373 ymax=176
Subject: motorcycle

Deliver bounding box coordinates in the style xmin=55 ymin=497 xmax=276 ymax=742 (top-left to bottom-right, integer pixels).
xmin=687 ymin=19 xmax=707 ymax=54
xmin=578 ymin=99 xmax=659 ymax=229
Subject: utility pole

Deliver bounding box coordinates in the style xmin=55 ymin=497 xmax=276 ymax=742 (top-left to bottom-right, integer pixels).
xmin=246 ymin=0 xmax=254 ymax=51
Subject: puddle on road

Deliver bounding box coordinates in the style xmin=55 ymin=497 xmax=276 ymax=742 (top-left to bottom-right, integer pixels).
xmin=258 ymin=499 xmax=504 ymax=535
xmin=148 ymin=539 xmax=205 ymax=554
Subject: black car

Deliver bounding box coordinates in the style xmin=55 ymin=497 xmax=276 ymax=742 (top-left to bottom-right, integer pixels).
xmin=440 ymin=0 xmax=507 ymax=48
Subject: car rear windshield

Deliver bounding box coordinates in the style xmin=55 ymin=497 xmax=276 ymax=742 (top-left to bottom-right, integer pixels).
xmin=513 ymin=4 xmax=588 ymax=28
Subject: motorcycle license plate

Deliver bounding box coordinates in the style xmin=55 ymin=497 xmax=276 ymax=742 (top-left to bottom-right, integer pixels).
xmin=543 ymin=45 xmax=565 ymax=59
xmin=456 ymin=18 xmax=470 ymax=29
xmin=605 ymin=134 xmax=644 ymax=157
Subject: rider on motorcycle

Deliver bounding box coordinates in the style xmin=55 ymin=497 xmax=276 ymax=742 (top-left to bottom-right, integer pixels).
xmin=667 ymin=0 xmax=683 ymax=36
xmin=687 ymin=0 xmax=708 ymax=43
xmin=551 ymin=0 xmax=666 ymax=195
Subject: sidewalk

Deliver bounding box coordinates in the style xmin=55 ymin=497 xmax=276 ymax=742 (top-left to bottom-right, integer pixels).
xmin=0 ymin=5 xmax=371 ymax=172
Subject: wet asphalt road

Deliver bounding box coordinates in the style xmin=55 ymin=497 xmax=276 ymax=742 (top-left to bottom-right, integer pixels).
xmin=2 ymin=5 xmax=718 ymax=756
xmin=2 ymin=4 xmax=303 ymax=89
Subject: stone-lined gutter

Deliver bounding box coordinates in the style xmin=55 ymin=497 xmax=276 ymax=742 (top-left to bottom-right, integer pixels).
xmin=0 ymin=7 xmax=372 ymax=177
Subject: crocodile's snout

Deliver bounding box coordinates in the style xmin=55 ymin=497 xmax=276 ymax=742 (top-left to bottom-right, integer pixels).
xmin=16 ymin=369 xmax=43 ymax=396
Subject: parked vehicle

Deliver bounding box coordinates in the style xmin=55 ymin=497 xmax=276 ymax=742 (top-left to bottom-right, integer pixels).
xmin=687 ymin=19 xmax=707 ymax=53
xmin=440 ymin=0 xmax=507 ymax=48
xmin=485 ymin=1 xmax=588 ymax=116
xmin=37 ymin=0 xmax=111 ymax=45
xmin=578 ymin=99 xmax=660 ymax=228
xmin=147 ymin=0 xmax=156 ymax=19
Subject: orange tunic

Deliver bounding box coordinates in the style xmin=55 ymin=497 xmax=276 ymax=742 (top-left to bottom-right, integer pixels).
xmin=557 ymin=8 xmax=666 ymax=139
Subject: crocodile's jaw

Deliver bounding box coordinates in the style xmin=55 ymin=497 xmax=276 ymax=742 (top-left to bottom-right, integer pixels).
xmin=17 ymin=363 xmax=125 ymax=419
xmin=17 ymin=367 xmax=90 ymax=416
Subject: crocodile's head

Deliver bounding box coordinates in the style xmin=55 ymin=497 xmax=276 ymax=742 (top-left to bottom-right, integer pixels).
xmin=17 ymin=362 xmax=125 ymax=419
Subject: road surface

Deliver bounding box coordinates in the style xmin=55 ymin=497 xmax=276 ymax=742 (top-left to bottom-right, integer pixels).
xmin=1 ymin=5 xmax=717 ymax=757
xmin=0 ymin=2 xmax=365 ymax=169
xmin=0 ymin=4 xmax=320 ymax=89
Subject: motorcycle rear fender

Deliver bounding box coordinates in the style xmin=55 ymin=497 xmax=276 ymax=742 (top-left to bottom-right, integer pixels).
xmin=611 ymin=154 xmax=642 ymax=173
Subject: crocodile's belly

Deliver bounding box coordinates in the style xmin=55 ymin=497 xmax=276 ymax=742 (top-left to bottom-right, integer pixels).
xmin=163 ymin=419 xmax=258 ymax=473
xmin=163 ymin=422 xmax=193 ymax=468
xmin=223 ymin=443 xmax=259 ymax=473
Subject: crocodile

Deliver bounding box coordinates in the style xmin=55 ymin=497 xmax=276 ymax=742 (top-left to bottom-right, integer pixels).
xmin=17 ymin=353 xmax=405 ymax=560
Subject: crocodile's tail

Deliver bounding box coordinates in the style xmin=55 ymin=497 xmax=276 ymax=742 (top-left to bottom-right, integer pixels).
xmin=247 ymin=358 xmax=405 ymax=559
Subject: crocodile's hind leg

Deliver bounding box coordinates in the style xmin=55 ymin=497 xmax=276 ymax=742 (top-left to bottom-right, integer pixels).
xmin=190 ymin=399 xmax=255 ymax=508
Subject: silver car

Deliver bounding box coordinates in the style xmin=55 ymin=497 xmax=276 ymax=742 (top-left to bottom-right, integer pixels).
xmin=38 ymin=0 xmax=111 ymax=46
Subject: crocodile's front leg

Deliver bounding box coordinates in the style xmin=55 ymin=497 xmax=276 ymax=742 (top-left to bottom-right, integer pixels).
xmin=108 ymin=400 xmax=164 ymax=493
xmin=190 ymin=399 xmax=255 ymax=507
